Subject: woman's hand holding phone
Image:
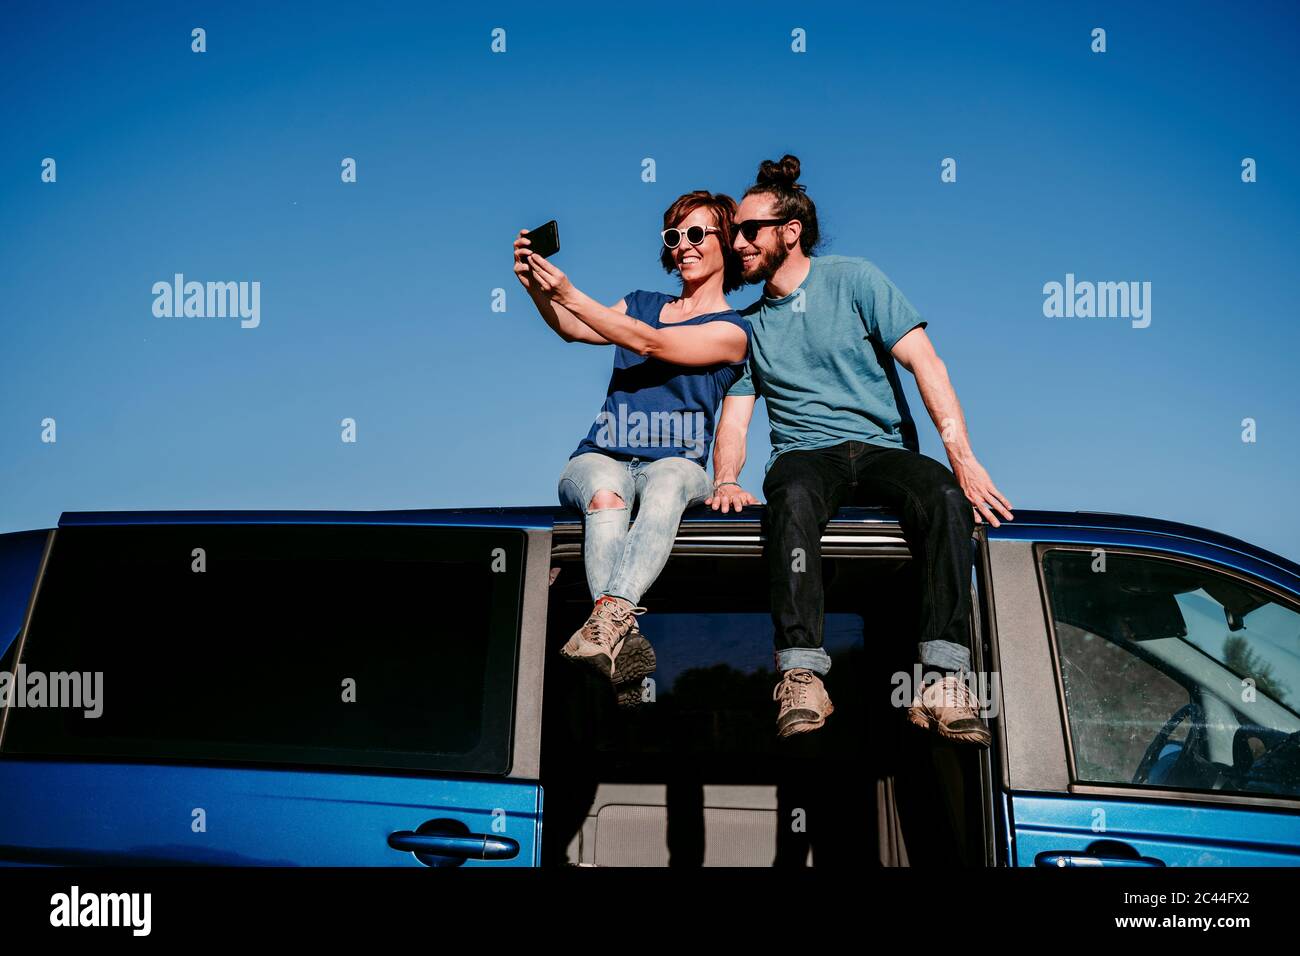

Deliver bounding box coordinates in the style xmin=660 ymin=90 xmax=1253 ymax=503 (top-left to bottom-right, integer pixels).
xmin=513 ymin=227 xmax=572 ymax=302
xmin=512 ymin=230 xmax=538 ymax=292
xmin=524 ymin=250 xmax=574 ymax=305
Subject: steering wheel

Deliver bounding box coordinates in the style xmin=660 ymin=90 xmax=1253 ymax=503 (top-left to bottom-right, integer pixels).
xmin=1133 ymin=702 xmax=1205 ymax=786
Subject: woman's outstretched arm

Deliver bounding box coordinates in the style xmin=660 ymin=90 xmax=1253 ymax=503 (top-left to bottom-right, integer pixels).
xmin=513 ymin=230 xmax=612 ymax=344
xmin=525 ymin=252 xmax=747 ymax=367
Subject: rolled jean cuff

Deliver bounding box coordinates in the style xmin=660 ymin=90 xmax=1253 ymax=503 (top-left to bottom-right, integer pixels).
xmin=776 ymin=647 xmax=832 ymax=676
xmin=599 ymin=586 xmax=640 ymax=605
xmin=918 ymin=639 xmax=971 ymax=673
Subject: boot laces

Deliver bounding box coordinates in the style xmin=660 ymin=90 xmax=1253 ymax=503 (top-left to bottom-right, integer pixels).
xmin=774 ymin=669 xmax=815 ymax=709
xmin=582 ymin=600 xmax=645 ymax=650
xmin=935 ymin=672 xmax=979 ymax=713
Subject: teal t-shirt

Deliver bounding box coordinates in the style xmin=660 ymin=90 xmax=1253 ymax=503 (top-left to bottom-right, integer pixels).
xmin=727 ymin=255 xmax=925 ymax=471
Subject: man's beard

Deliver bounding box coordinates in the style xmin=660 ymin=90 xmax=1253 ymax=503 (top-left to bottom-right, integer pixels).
xmin=745 ymin=242 xmax=789 ymax=285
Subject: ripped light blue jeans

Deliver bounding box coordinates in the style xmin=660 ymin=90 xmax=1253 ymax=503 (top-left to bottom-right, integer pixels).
xmin=558 ymin=452 xmax=712 ymax=606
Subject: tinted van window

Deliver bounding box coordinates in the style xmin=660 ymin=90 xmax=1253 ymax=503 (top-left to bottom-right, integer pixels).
xmin=1 ymin=524 xmax=525 ymax=774
xmin=1042 ymin=548 xmax=1300 ymax=799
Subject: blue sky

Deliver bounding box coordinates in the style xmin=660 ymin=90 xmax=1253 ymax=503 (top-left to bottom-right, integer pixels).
xmin=2 ymin=1 xmax=1297 ymax=561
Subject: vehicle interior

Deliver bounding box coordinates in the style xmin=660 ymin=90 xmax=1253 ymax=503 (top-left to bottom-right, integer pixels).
xmin=1044 ymin=548 xmax=1300 ymax=799
xmin=538 ymin=546 xmax=989 ymax=867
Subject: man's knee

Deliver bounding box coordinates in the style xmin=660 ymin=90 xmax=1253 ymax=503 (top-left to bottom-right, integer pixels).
xmin=765 ymin=468 xmax=826 ymax=515
xmin=919 ymin=475 xmax=973 ymax=532
xmin=587 ymin=489 xmax=626 ymax=511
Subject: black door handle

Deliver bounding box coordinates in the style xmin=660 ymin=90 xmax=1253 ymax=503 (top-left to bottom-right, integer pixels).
xmin=388 ymin=830 xmax=519 ymax=862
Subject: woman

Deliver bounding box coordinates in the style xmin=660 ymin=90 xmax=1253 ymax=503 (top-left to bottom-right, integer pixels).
xmin=513 ymin=191 xmax=754 ymax=704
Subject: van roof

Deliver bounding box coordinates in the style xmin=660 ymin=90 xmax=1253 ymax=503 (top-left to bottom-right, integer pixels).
xmin=52 ymin=504 xmax=1300 ymax=582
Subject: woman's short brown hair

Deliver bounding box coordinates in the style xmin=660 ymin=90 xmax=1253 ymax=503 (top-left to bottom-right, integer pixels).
xmin=659 ymin=190 xmax=744 ymax=293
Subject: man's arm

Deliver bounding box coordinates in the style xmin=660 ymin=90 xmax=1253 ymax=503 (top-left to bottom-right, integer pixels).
xmin=891 ymin=326 xmax=1014 ymax=526
xmin=708 ymin=395 xmax=760 ymax=513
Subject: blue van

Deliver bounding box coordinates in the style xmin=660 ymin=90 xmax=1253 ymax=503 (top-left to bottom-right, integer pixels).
xmin=0 ymin=506 xmax=1296 ymax=866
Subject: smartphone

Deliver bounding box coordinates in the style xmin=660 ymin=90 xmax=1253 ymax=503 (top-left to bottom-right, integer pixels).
xmin=524 ymin=220 xmax=560 ymax=259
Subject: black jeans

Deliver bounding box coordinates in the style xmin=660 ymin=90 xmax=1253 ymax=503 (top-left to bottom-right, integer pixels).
xmin=762 ymin=440 xmax=974 ymax=675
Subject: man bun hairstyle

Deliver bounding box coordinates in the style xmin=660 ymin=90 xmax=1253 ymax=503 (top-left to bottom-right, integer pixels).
xmin=744 ymin=153 xmax=820 ymax=255
xmin=755 ymin=154 xmax=802 ymax=190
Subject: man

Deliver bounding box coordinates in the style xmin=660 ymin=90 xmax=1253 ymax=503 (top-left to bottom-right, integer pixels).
xmin=707 ymin=155 xmax=1013 ymax=744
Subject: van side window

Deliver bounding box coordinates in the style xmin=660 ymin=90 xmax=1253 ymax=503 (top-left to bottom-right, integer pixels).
xmin=2 ymin=525 xmax=526 ymax=774
xmin=1041 ymin=548 xmax=1300 ymax=800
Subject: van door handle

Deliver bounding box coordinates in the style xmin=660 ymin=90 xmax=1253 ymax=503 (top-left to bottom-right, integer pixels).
xmin=1037 ymin=852 xmax=1164 ymax=868
xmin=388 ymin=830 xmax=519 ymax=861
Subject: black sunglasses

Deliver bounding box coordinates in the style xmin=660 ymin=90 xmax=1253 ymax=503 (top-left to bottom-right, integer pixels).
xmin=662 ymin=225 xmax=722 ymax=249
xmin=731 ymin=218 xmax=792 ymax=242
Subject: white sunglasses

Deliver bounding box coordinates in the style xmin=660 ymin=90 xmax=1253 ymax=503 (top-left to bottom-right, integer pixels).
xmin=662 ymin=225 xmax=722 ymax=249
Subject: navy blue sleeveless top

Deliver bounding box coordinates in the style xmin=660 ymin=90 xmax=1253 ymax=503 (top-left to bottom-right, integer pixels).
xmin=571 ymin=290 xmax=752 ymax=467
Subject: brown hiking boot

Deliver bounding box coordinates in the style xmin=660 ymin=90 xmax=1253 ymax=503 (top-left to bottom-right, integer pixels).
xmin=560 ymin=596 xmax=650 ymax=683
xmin=613 ymin=618 xmax=656 ymax=708
xmin=773 ymin=668 xmax=833 ymax=737
xmin=907 ymin=672 xmax=992 ymax=747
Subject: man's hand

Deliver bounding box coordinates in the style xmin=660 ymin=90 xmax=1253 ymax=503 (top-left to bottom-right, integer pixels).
xmin=711 ymin=396 xmax=757 ymax=512
xmin=951 ymin=455 xmax=1014 ymax=527
xmin=706 ymin=482 xmax=759 ymax=514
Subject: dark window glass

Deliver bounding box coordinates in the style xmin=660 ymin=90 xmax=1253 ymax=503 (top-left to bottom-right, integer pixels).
xmin=1 ymin=524 xmax=525 ymax=774
xmin=540 ymin=551 xmax=985 ymax=868
xmin=1042 ymin=549 xmax=1300 ymax=799
xmin=545 ymin=554 xmax=926 ymax=763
